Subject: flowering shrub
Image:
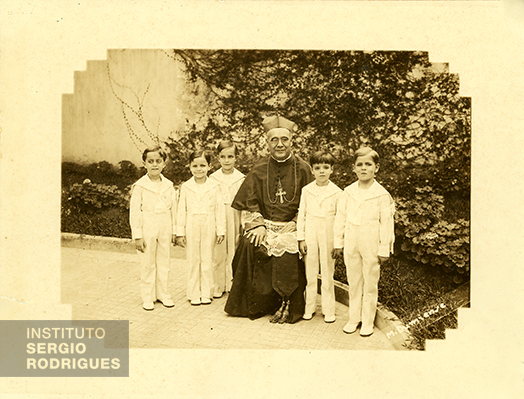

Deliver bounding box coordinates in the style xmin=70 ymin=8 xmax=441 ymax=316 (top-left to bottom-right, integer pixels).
xmin=65 ymin=181 xmax=130 ymax=213
xmin=395 ymin=187 xmax=469 ymax=275
xmin=62 ymin=161 xmax=142 ymax=189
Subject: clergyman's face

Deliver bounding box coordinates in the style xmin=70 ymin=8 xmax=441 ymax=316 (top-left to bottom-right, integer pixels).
xmin=267 ymin=128 xmax=292 ymax=161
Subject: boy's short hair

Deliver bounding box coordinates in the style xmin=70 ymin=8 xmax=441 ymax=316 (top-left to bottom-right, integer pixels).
xmin=217 ymin=140 xmax=237 ymax=156
xmin=353 ymin=147 xmax=380 ymax=164
xmin=142 ymin=146 xmax=168 ymax=162
xmin=310 ymin=151 xmax=336 ymax=166
xmin=189 ymin=149 xmax=212 ymax=165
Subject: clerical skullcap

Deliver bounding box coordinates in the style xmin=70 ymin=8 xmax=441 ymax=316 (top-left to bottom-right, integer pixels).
xmin=262 ymin=115 xmax=298 ymax=133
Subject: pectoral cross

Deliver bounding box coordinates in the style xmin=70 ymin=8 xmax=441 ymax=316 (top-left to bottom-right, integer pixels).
xmin=275 ymin=179 xmax=286 ymax=204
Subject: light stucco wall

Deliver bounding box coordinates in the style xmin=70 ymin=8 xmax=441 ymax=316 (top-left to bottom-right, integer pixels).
xmin=62 ymin=49 xmax=201 ymax=166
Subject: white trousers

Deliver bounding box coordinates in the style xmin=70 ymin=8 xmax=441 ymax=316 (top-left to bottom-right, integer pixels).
xmin=187 ymin=214 xmax=215 ymax=301
xmin=304 ymin=215 xmax=336 ymax=317
xmin=213 ymin=206 xmax=240 ymax=294
xmin=139 ymin=213 xmax=172 ymax=303
xmin=343 ymin=223 xmax=380 ymax=328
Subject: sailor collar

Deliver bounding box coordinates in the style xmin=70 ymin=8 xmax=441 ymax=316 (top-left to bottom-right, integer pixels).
xmin=303 ymin=180 xmax=341 ymax=198
xmin=184 ymin=176 xmax=219 ymax=194
xmin=346 ymin=180 xmax=389 ymax=201
xmin=210 ymin=168 xmax=245 ymax=184
xmin=134 ymin=174 xmax=173 ymax=193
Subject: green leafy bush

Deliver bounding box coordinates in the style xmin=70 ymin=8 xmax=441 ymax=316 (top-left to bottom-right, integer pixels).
xmin=62 ymin=161 xmax=143 ymax=189
xmin=118 ymin=160 xmax=141 ymax=182
xmin=165 ymin=50 xmax=471 ymax=278
xmin=65 ymin=181 xmax=130 ymax=213
xmin=395 ymin=187 xmax=469 ymax=275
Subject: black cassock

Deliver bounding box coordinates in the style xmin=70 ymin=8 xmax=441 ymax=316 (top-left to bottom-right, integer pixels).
xmin=224 ymin=154 xmax=314 ymax=323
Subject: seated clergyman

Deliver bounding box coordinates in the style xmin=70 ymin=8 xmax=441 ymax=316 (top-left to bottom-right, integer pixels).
xmin=224 ymin=115 xmax=314 ymax=323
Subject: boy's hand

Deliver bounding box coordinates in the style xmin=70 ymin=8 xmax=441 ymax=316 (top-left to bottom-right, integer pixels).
xmin=298 ymin=241 xmax=307 ymax=256
xmin=176 ymin=236 xmax=187 ymax=248
xmin=332 ymin=248 xmax=343 ymax=260
xmin=171 ymin=234 xmax=176 ymax=245
xmin=378 ymin=256 xmax=389 ymax=265
xmin=216 ymin=235 xmax=224 ymax=244
xmin=135 ymin=238 xmax=146 ymax=253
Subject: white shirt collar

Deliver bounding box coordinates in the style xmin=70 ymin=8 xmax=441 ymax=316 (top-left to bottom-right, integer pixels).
xmin=271 ymin=153 xmax=292 ymax=163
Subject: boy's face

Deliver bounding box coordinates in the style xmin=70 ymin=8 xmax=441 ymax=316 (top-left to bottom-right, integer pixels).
xmin=311 ymin=163 xmax=333 ymax=186
xmin=218 ymin=146 xmax=236 ymax=172
xmin=353 ymin=154 xmax=379 ymax=183
xmin=144 ymin=151 xmax=166 ymax=179
xmin=189 ymin=156 xmax=210 ymax=180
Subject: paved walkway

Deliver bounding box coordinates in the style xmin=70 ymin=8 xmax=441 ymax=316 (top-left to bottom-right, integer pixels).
xmin=61 ymin=245 xmax=395 ymax=350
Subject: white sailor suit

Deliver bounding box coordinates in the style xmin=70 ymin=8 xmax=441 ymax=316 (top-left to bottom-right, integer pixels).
xmin=210 ymin=168 xmax=245 ymax=295
xmin=334 ymin=180 xmax=395 ymax=330
xmin=297 ymin=180 xmax=342 ymax=318
xmin=176 ymin=177 xmax=226 ymax=302
xmin=129 ymin=174 xmax=177 ymax=304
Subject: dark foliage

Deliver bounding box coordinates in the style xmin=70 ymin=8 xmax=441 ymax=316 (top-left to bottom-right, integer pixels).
xmin=62 ymin=160 xmax=144 ymax=190
xmin=169 ymin=50 xmax=470 ymax=199
xmin=167 ymin=49 xmax=471 ymax=276
xmin=65 ymin=182 xmax=130 ymax=213
xmin=377 ymin=256 xmax=465 ymax=350
xmin=61 ymin=206 xmax=132 ymax=239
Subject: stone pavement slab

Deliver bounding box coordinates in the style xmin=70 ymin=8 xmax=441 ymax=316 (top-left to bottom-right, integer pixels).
xmin=61 ymin=246 xmax=396 ymax=350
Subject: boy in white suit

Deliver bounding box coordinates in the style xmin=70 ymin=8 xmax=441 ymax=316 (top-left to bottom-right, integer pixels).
xmin=333 ymin=147 xmax=395 ymax=336
xmin=176 ymin=150 xmax=226 ymax=306
xmin=210 ymin=140 xmax=245 ymax=297
xmin=129 ymin=146 xmax=177 ymax=311
xmin=297 ymin=151 xmax=342 ymax=323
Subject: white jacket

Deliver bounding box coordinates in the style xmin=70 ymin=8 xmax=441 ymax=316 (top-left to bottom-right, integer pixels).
xmin=334 ymin=180 xmax=395 ymax=257
xmin=297 ymin=181 xmax=342 ymax=241
xmin=176 ymin=177 xmax=226 ymax=237
xmin=209 ymin=168 xmax=245 ymax=206
xmin=129 ymin=174 xmax=177 ymax=240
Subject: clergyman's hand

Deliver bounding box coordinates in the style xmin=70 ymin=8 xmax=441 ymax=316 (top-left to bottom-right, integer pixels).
xmin=245 ymin=226 xmax=266 ymax=247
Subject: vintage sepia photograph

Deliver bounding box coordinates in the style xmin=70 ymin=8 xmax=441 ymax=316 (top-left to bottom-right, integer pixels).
xmin=61 ymin=49 xmax=470 ymax=351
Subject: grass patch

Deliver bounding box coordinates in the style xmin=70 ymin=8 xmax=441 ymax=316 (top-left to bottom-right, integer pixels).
xmin=335 ymin=256 xmax=468 ymax=350
xmin=378 ymin=256 xmax=468 ymax=350
xmin=61 ymin=207 xmax=131 ymax=239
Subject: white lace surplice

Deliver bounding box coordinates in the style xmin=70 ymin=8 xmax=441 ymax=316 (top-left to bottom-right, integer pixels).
xmin=242 ymin=211 xmax=299 ymax=257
